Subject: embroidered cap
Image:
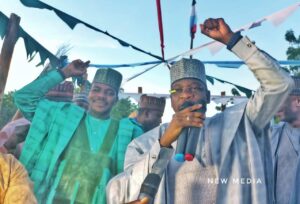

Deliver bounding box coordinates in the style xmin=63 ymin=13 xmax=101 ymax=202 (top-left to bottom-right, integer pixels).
xmin=170 ymin=58 xmax=206 ymax=86
xmin=92 ymin=68 xmax=122 ymax=91
xmin=290 ymin=76 xmax=300 ymax=96
xmin=139 ymin=94 xmax=166 ymax=113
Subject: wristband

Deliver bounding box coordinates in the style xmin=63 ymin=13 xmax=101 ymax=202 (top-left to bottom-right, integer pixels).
xmin=226 ymin=31 xmax=243 ymax=50
xmin=57 ymin=69 xmax=67 ymax=79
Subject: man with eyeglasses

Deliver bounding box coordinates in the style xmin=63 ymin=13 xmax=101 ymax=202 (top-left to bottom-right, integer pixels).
xmin=106 ymin=18 xmax=294 ymax=204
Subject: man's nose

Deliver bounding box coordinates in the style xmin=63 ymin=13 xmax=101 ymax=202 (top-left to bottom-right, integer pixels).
xmin=95 ymin=91 xmax=106 ymax=98
xmin=180 ymin=88 xmax=194 ymax=99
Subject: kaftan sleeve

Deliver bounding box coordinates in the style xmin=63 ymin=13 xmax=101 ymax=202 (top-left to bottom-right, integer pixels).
xmin=230 ymin=37 xmax=294 ymax=131
xmin=14 ymin=69 xmax=64 ymax=121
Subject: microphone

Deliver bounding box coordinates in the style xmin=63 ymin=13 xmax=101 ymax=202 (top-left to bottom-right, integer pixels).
xmin=174 ymin=101 xmax=194 ymax=162
xmin=174 ymin=100 xmax=206 ymax=162
xmin=138 ymin=173 xmax=161 ymax=203
xmin=138 ymin=146 xmax=173 ymax=202
xmin=185 ymin=100 xmax=206 ymax=161
xmin=184 ymin=128 xmax=201 ymax=161
xmin=174 ymin=128 xmax=187 ymax=162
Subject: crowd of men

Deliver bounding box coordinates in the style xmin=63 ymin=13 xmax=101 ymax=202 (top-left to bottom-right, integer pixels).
xmin=0 ymin=18 xmax=299 ymax=204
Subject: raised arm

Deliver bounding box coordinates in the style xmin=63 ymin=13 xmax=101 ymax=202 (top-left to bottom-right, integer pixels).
xmin=14 ymin=59 xmax=89 ymax=121
xmin=200 ymin=18 xmax=294 ymax=130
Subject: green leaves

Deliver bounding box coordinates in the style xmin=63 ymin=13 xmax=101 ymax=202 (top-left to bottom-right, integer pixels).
xmin=285 ymin=29 xmax=300 ymax=75
xmin=110 ymin=98 xmax=138 ymax=120
xmin=0 ymin=91 xmax=17 ymax=129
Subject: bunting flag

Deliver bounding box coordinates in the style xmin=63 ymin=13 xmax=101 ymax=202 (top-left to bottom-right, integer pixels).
xmin=203 ymin=60 xmax=300 ymax=68
xmin=206 ymin=75 xmax=254 ymax=98
xmin=17 ymin=1 xmax=300 ymax=67
xmin=190 ymin=0 xmax=197 ymax=39
xmin=0 ymin=12 xmax=8 ymax=39
xmin=89 ymin=60 xmax=300 ymax=69
xmin=19 ymin=0 xmax=164 ymax=61
xmin=214 ymin=2 xmax=300 ymax=54
xmin=123 ymin=63 xmax=162 ymax=84
xmin=89 ymin=60 xmax=161 ymax=69
xmin=0 ymin=11 xmax=59 ymax=67
xmin=19 ymin=27 xmax=59 ymax=67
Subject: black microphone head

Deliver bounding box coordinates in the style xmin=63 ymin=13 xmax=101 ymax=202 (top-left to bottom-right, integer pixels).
xmin=179 ymin=100 xmax=207 ymax=113
xmin=197 ymin=99 xmax=207 ymax=114
xmin=179 ymin=101 xmax=194 ymax=111
xmin=139 ymin=173 xmax=161 ymax=198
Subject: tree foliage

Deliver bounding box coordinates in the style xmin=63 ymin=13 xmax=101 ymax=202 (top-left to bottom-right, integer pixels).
xmin=285 ymin=29 xmax=300 ymax=76
xmin=0 ymin=91 xmax=17 ymax=129
xmin=111 ymin=98 xmax=138 ymax=120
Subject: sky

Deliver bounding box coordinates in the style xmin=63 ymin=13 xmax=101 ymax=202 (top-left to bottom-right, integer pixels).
xmin=0 ymin=0 xmax=300 ymax=122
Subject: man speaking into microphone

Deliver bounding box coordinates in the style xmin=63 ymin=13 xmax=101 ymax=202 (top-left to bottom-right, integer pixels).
xmin=107 ymin=17 xmax=294 ymax=204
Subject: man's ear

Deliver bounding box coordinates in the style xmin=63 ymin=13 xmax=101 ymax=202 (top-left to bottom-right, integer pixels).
xmin=206 ymin=90 xmax=211 ymax=104
xmin=296 ymin=96 xmax=300 ymax=106
xmin=144 ymin=109 xmax=150 ymax=117
xmin=114 ymin=96 xmax=119 ymax=105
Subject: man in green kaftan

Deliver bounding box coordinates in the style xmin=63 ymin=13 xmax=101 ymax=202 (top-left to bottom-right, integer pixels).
xmin=14 ymin=59 xmax=143 ymax=203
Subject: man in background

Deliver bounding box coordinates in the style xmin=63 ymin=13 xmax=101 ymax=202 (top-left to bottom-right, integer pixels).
xmin=271 ymin=76 xmax=300 ymax=204
xmin=130 ymin=94 xmax=166 ymax=132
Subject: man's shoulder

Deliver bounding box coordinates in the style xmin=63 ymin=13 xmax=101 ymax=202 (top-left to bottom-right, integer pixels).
xmin=271 ymin=121 xmax=286 ymax=129
xmin=206 ymin=102 xmax=247 ymax=123
xmin=120 ymin=117 xmax=138 ymax=126
xmin=270 ymin=122 xmax=286 ymax=138
xmin=0 ymin=153 xmax=22 ymax=172
xmin=118 ymin=117 xmax=144 ymax=133
xmin=130 ymin=123 xmax=168 ymax=144
xmin=128 ymin=118 xmax=143 ymax=129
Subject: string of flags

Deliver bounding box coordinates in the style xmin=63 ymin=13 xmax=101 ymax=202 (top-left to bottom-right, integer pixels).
xmin=19 ymin=0 xmax=164 ymax=61
xmin=121 ymin=1 xmax=300 ymax=83
xmin=18 ymin=0 xmax=300 ymax=62
xmin=8 ymin=0 xmax=300 ymax=68
xmin=1 ymin=1 xmax=300 ymax=97
xmin=0 ymin=11 xmax=59 ymax=67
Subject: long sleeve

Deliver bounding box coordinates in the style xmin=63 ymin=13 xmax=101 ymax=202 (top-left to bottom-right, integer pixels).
xmin=0 ymin=154 xmax=37 ymax=204
xmin=231 ymin=37 xmax=294 ymax=131
xmin=14 ymin=69 xmax=64 ymax=121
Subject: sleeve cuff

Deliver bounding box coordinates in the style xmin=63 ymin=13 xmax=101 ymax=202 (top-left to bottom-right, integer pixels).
xmin=227 ymin=31 xmax=243 ymax=50
xmin=231 ymin=36 xmax=258 ymax=61
xmin=56 ymin=69 xmax=67 ymax=80
xmin=158 ymin=139 xmax=173 ymax=149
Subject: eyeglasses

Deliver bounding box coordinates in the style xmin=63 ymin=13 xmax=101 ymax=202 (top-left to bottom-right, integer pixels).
xmin=169 ymin=86 xmax=206 ymax=96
